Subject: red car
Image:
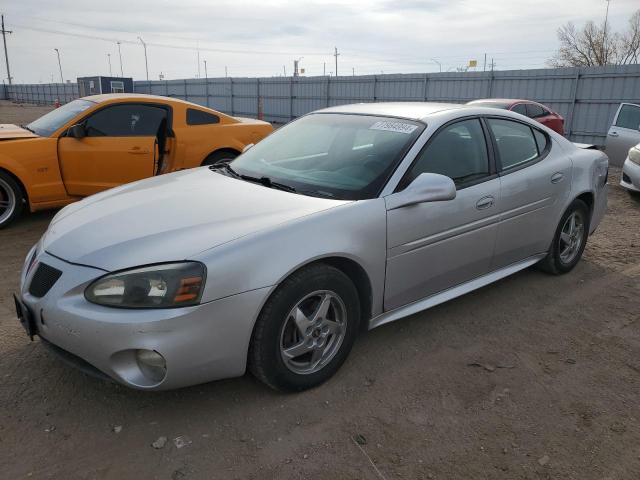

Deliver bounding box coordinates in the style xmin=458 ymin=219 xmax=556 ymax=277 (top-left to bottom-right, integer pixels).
xmin=467 ymin=98 xmax=565 ymax=135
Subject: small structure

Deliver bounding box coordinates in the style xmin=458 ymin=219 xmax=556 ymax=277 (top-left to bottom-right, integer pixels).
xmin=77 ymin=76 xmax=134 ymax=96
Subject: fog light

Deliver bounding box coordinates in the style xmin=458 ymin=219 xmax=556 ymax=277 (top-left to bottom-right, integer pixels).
xmin=135 ymin=349 xmax=166 ymax=383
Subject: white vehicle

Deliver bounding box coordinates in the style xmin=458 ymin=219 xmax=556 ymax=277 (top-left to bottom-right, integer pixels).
xmin=606 ymin=103 xmax=640 ymax=167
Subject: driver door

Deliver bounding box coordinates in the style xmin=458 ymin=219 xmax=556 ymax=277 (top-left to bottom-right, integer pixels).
xmin=384 ymin=118 xmax=500 ymax=311
xmin=58 ymin=103 xmax=167 ymax=196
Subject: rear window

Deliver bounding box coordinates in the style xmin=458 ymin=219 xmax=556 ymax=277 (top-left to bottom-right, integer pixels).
xmin=526 ymin=103 xmax=547 ymax=119
xmin=187 ymin=109 xmax=220 ymax=125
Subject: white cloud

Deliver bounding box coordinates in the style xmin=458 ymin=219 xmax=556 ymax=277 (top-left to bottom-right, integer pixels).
xmin=2 ymin=0 xmax=639 ymax=83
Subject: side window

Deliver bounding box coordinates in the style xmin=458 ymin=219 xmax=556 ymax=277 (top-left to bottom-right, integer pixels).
xmin=406 ymin=119 xmax=489 ymax=187
xmin=533 ymin=129 xmax=548 ymax=154
xmin=487 ymin=118 xmax=539 ymax=170
xmin=187 ymin=108 xmax=220 ymax=125
xmin=511 ymin=104 xmax=527 ymax=115
xmin=526 ymin=103 xmax=546 ymax=118
xmin=84 ymin=104 xmax=166 ymax=137
xmin=615 ymin=104 xmax=640 ymax=130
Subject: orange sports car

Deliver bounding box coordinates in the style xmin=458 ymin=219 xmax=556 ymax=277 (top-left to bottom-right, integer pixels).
xmin=0 ymin=94 xmax=273 ymax=228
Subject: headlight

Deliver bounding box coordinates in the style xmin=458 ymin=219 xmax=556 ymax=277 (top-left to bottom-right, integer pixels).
xmin=85 ymin=262 xmax=206 ymax=308
xmin=629 ymin=146 xmax=640 ymax=165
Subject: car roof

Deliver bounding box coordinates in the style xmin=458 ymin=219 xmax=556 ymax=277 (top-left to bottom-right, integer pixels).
xmin=468 ymin=98 xmax=540 ymax=106
xmin=315 ymin=102 xmax=465 ymax=121
xmin=82 ymin=93 xmax=215 ymax=110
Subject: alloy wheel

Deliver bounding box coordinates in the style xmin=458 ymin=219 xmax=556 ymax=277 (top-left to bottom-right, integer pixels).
xmin=558 ymin=211 xmax=585 ymax=265
xmin=0 ymin=177 xmax=16 ymax=226
xmin=279 ymin=290 xmax=347 ymax=375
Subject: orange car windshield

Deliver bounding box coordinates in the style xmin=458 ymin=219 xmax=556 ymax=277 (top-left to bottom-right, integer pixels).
xmin=27 ymin=99 xmax=95 ymax=137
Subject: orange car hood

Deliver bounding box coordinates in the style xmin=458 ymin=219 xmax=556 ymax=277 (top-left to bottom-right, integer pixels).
xmin=0 ymin=124 xmax=39 ymax=139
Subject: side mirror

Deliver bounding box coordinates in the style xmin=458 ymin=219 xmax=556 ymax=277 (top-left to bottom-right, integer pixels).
xmin=67 ymin=123 xmax=86 ymax=139
xmin=242 ymin=143 xmax=255 ymax=153
xmin=386 ymin=173 xmax=456 ymax=210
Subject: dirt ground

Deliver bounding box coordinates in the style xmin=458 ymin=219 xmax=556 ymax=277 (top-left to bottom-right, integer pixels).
xmin=1 ymin=101 xmax=640 ymax=480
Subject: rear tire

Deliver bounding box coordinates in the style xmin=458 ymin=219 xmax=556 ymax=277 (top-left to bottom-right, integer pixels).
xmin=538 ymin=199 xmax=590 ymax=275
xmin=0 ymin=171 xmax=25 ymax=229
xmin=249 ymin=264 xmax=360 ymax=392
xmin=201 ymin=150 xmax=239 ymax=166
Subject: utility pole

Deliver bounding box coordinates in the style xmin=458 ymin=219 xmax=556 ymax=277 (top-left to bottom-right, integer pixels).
xmin=54 ymin=48 xmax=63 ymax=83
xmin=137 ymin=36 xmax=149 ymax=81
xmin=323 ymin=62 xmax=326 ymax=76
xmin=225 ymin=66 xmax=228 ymax=77
xmin=283 ymin=65 xmax=286 ymax=77
xmin=334 ymin=47 xmax=339 ymax=77
xmin=203 ymin=59 xmax=208 ymax=79
xmin=490 ymin=58 xmax=496 ymax=71
xmin=117 ymin=41 xmax=123 ymax=76
xmin=483 ymin=53 xmax=487 ymax=72
xmin=107 ymin=53 xmax=112 ymax=76
xmin=352 ymin=67 xmax=355 ymax=76
xmin=196 ymin=40 xmax=201 ymax=78
xmin=602 ymin=0 xmax=611 ymax=64
xmin=1 ymin=14 xmax=13 ymax=85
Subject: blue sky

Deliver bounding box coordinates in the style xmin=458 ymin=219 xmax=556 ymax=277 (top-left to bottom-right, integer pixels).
xmin=2 ymin=0 xmax=639 ymax=83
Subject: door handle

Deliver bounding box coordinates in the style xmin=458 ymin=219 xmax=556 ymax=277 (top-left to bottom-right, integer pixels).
xmin=551 ymin=172 xmax=564 ymax=184
xmin=128 ymin=147 xmax=150 ymax=154
xmin=476 ymin=195 xmax=495 ymax=210
xmin=608 ymin=132 xmax=619 ymax=137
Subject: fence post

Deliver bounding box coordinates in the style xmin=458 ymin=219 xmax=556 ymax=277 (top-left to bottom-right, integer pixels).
xmin=326 ymin=76 xmax=330 ymax=108
xmin=423 ymin=73 xmax=429 ymax=101
xmin=373 ymin=76 xmax=378 ymax=102
xmin=206 ymin=77 xmax=210 ymax=108
xmin=566 ymin=69 xmax=581 ymax=139
xmin=289 ymin=76 xmax=294 ymax=121
xmin=230 ymin=77 xmax=234 ymax=116
xmin=256 ymin=78 xmax=260 ymax=118
xmin=487 ymin=71 xmax=494 ymax=98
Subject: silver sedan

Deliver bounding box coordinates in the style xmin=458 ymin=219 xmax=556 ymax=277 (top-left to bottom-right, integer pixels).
xmin=15 ymin=102 xmax=609 ymax=391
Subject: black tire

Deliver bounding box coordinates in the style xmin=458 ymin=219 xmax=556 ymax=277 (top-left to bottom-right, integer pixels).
xmin=538 ymin=199 xmax=590 ymax=275
xmin=249 ymin=264 xmax=360 ymax=392
xmin=201 ymin=150 xmax=239 ymax=166
xmin=0 ymin=171 xmax=25 ymax=229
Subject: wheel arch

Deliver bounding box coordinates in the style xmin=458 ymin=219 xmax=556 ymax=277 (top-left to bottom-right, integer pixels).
xmin=574 ymin=190 xmax=594 ymax=220
xmin=0 ymin=166 xmax=29 ymax=206
xmin=200 ymin=147 xmax=242 ymax=166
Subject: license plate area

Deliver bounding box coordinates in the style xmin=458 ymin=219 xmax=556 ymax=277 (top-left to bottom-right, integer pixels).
xmin=14 ymin=294 xmax=37 ymax=340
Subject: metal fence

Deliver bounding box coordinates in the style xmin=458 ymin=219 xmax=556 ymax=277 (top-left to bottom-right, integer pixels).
xmin=4 ymin=64 xmax=640 ymax=146
xmin=4 ymin=82 xmax=79 ymax=105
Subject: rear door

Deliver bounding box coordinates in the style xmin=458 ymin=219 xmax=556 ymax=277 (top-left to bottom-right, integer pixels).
xmin=487 ymin=117 xmax=572 ymax=269
xmin=58 ymin=103 xmax=167 ymax=196
xmin=606 ymin=103 xmax=640 ymax=167
xmin=384 ymin=118 xmax=500 ymax=310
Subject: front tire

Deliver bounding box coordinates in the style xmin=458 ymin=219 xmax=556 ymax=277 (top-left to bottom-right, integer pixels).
xmin=538 ymin=199 xmax=590 ymax=275
xmin=0 ymin=171 xmax=25 ymax=229
xmin=249 ymin=264 xmax=360 ymax=392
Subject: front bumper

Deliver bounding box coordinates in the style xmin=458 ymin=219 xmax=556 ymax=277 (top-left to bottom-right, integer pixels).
xmin=18 ymin=251 xmax=271 ymax=390
xmin=621 ymin=157 xmax=640 ymax=193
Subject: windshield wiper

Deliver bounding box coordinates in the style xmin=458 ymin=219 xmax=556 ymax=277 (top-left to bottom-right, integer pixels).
xmin=210 ymin=164 xmax=296 ymax=193
xmin=20 ymin=124 xmax=36 ymax=134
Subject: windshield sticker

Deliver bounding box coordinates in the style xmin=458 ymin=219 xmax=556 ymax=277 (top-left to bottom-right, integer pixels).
xmin=369 ymin=121 xmax=418 ymax=135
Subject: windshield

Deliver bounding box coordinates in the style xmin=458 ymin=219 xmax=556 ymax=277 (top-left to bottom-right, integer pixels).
xmin=230 ymin=113 xmax=423 ymax=200
xmin=27 ymin=99 xmax=95 ymax=136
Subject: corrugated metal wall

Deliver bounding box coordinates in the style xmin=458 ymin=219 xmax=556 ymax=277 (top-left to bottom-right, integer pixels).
xmin=5 ymin=64 xmax=640 ymax=146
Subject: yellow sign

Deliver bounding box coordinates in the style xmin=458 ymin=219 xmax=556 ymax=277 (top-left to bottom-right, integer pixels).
xmin=469 ymin=60 xmax=478 ymax=67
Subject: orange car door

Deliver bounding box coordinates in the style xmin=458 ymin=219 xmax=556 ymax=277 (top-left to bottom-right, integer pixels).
xmin=58 ymin=103 xmax=167 ymax=196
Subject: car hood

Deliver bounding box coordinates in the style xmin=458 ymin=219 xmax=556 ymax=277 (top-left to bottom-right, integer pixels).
xmin=43 ymin=168 xmax=349 ymax=271
xmin=0 ymin=124 xmax=39 ymax=140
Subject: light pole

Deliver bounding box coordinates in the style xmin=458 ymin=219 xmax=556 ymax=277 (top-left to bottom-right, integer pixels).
xmin=602 ymin=0 xmax=611 ymax=64
xmin=54 ymin=48 xmax=63 ymax=83
xmin=137 ymin=36 xmax=149 ymax=82
xmin=116 ymin=41 xmax=123 ymax=76
xmin=107 ymin=53 xmax=112 ymax=76
xmin=430 ymin=58 xmax=442 ymax=73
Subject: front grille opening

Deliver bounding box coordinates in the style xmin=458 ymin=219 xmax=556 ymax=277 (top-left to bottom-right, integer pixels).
xmin=28 ymin=263 xmax=62 ymax=298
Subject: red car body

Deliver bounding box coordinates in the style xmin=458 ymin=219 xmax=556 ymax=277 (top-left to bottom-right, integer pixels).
xmin=467 ymin=99 xmax=565 ymax=135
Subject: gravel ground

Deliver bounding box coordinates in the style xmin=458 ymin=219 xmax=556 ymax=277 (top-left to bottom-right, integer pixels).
xmin=1 ymin=101 xmax=640 ymax=480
